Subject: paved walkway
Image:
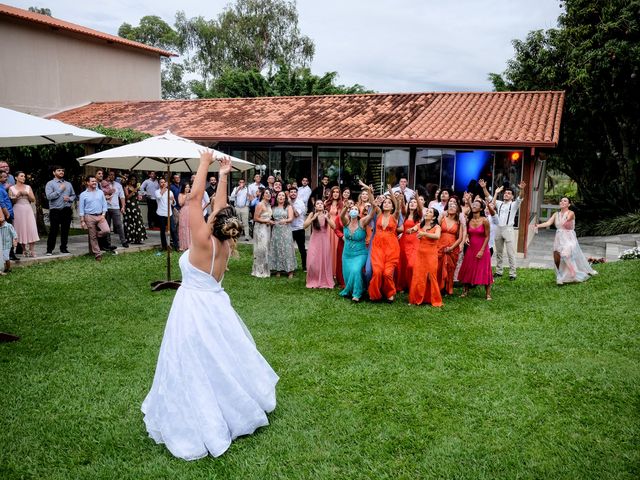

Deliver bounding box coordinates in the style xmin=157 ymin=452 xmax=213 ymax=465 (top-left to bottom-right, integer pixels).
xmin=9 ymin=227 xmax=640 ymax=270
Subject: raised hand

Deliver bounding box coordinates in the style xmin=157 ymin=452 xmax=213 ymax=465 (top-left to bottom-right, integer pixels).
xmin=518 ymin=181 xmax=527 ymax=190
xmin=218 ymin=155 xmax=232 ymax=175
xmin=478 ymin=179 xmax=486 ymax=188
xmin=200 ymin=150 xmax=214 ymax=165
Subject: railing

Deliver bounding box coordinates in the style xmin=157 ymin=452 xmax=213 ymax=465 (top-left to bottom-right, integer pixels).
xmin=539 ymin=204 xmax=556 ymax=221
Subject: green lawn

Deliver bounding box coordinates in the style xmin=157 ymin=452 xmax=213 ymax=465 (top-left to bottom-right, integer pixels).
xmin=1 ymin=248 xmax=639 ymax=479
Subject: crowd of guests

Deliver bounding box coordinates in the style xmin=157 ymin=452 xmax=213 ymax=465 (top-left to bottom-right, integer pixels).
xmin=0 ymin=159 xmax=598 ymax=289
xmin=246 ymin=173 xmax=536 ymax=306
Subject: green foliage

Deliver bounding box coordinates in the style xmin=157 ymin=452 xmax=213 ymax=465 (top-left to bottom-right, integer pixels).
xmin=592 ymin=211 xmax=640 ymax=236
xmin=89 ymin=125 xmax=151 ymax=144
xmin=27 ymin=6 xmax=51 ymax=16
xmin=489 ymin=0 xmax=640 ymax=215
xmin=117 ymin=16 xmax=189 ymax=99
xmin=202 ymin=64 xmax=374 ymax=98
xmin=1 ymin=247 xmax=639 ymax=478
xmin=176 ymin=0 xmax=314 ymax=91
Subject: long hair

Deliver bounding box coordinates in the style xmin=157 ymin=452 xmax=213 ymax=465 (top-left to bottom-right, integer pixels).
xmin=324 ymin=186 xmax=343 ymax=212
xmin=212 ymin=205 xmax=243 ymax=254
xmin=420 ymin=207 xmax=439 ymax=230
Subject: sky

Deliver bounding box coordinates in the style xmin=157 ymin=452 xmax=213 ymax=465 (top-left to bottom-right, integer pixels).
xmin=8 ymin=0 xmax=563 ymax=93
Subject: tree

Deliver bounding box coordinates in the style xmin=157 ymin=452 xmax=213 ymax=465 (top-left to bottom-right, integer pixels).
xmin=490 ymin=0 xmax=640 ymax=214
xmin=28 ymin=6 xmax=51 ymax=16
xmin=202 ymin=64 xmax=373 ymax=98
xmin=175 ymin=0 xmax=315 ymax=92
xmin=118 ymin=16 xmax=189 ymax=99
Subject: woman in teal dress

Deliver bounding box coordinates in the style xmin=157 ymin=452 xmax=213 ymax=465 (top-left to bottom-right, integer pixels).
xmin=339 ymin=200 xmax=375 ymax=302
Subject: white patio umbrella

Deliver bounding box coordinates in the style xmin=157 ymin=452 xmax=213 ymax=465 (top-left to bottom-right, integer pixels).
xmin=77 ymin=131 xmax=255 ymax=291
xmin=0 ymin=106 xmax=105 ymax=147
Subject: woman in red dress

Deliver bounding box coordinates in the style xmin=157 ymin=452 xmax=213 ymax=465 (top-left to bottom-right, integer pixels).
xmin=409 ymin=207 xmax=443 ymax=306
xmin=458 ymin=199 xmax=493 ymax=300
xmin=437 ymin=198 xmax=464 ymax=296
xmin=397 ymin=196 xmax=422 ymax=293
xmin=368 ymin=188 xmax=402 ymax=302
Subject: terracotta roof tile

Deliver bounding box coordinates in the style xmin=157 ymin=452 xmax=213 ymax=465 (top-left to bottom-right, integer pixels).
xmin=52 ymin=91 xmax=564 ymax=148
xmin=0 ymin=3 xmax=175 ymax=57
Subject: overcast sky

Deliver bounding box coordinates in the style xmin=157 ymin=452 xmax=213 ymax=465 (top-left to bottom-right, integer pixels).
xmin=9 ymin=0 xmax=562 ymax=92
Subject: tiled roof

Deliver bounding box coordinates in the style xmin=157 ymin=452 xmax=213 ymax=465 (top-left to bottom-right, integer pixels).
xmin=0 ymin=3 xmax=175 ymax=57
xmin=52 ymin=91 xmax=565 ymax=148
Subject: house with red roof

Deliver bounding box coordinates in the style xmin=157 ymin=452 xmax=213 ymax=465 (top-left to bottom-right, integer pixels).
xmin=54 ymin=92 xmax=564 ymax=253
xmin=0 ymin=5 xmax=564 ymax=254
xmin=0 ymin=3 xmax=173 ymax=116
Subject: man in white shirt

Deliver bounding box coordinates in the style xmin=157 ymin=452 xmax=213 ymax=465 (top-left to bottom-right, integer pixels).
xmin=297 ymin=177 xmax=312 ymax=210
xmin=155 ymin=177 xmax=178 ymax=250
xmin=105 ymin=170 xmax=128 ymax=248
xmin=392 ymin=177 xmax=415 ymax=203
xmin=288 ymin=186 xmax=307 ymax=271
xmin=230 ymin=178 xmax=250 ymax=241
xmin=483 ymin=180 xmax=526 ymax=280
xmin=139 ymin=171 xmax=159 ymax=228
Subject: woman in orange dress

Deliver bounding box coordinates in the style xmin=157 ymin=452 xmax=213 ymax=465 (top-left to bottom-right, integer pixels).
xmin=397 ymin=196 xmax=422 ymax=293
xmin=325 ymin=186 xmax=343 ymax=283
xmin=368 ymin=188 xmax=402 ymax=302
xmin=409 ymin=207 xmax=443 ymax=306
xmin=437 ymin=198 xmax=464 ymax=296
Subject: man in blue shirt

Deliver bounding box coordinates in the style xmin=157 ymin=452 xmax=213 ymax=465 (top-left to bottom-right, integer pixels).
xmin=0 ymin=171 xmax=18 ymax=261
xmin=45 ymin=165 xmax=76 ymax=255
xmin=79 ymin=175 xmax=110 ymax=261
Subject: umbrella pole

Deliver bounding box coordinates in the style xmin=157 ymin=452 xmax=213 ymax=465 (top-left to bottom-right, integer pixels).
xmin=151 ymin=163 xmax=181 ymax=291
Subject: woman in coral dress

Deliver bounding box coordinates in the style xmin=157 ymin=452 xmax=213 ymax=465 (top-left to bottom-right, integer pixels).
xmin=535 ymin=197 xmax=598 ymax=285
xmin=8 ymin=171 xmax=39 ymax=257
xmin=252 ymin=190 xmax=274 ymax=278
xmin=409 ymin=207 xmax=443 ymax=306
xmin=304 ymin=199 xmax=335 ymax=288
xmin=457 ymin=199 xmax=493 ymax=300
xmin=397 ymin=196 xmax=422 ymax=293
xmin=437 ymin=198 xmax=464 ymax=296
xmin=325 ymin=186 xmax=343 ymax=283
xmin=368 ymin=188 xmax=402 ymax=302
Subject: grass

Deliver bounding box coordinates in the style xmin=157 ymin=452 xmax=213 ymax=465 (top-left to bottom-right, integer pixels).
xmin=1 ymin=247 xmax=639 ymax=479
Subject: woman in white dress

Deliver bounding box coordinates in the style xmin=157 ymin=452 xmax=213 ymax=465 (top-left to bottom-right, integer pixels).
xmin=535 ymin=197 xmax=598 ymax=285
xmin=142 ymin=152 xmax=279 ymax=460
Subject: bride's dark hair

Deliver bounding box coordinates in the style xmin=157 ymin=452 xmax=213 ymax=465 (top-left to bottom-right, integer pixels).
xmin=211 ymin=206 xmax=243 ymax=253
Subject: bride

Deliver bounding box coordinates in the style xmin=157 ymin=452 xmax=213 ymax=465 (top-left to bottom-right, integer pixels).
xmin=141 ymin=151 xmax=279 ymax=460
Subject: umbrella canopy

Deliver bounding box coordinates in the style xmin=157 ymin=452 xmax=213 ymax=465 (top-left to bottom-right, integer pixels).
xmin=77 ymin=131 xmax=254 ymax=172
xmin=0 ymin=106 xmax=105 ymax=147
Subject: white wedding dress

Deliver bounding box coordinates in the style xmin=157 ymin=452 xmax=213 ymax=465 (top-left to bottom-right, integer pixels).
xmin=142 ymin=240 xmax=279 ymax=460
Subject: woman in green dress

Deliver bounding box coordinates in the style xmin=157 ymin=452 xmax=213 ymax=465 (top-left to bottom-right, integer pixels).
xmin=339 ymin=200 xmax=375 ymax=302
xmin=268 ymin=191 xmax=297 ymax=278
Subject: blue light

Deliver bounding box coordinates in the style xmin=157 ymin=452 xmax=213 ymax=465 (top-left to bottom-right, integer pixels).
xmin=455 ymin=151 xmax=490 ymax=192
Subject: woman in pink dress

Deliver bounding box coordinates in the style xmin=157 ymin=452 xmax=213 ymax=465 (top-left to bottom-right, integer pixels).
xmin=178 ymin=183 xmax=191 ymax=251
xmin=458 ymin=199 xmax=493 ymax=300
xmin=535 ymin=197 xmax=597 ymax=285
xmin=8 ymin=171 xmax=39 ymax=257
xmin=304 ymin=200 xmax=335 ymax=288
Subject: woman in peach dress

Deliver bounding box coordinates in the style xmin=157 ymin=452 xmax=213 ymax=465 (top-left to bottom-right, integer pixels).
xmin=8 ymin=171 xmax=39 ymax=257
xmin=437 ymin=198 xmax=464 ymax=296
xmin=409 ymin=207 xmax=443 ymax=306
xmin=368 ymin=188 xmax=402 ymax=302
